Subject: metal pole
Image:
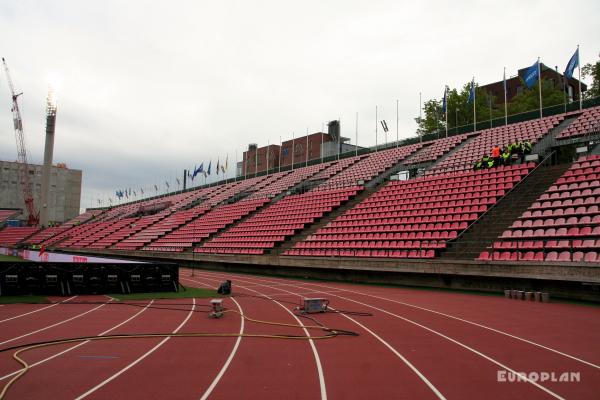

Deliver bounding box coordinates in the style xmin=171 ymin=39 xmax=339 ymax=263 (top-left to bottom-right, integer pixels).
xmin=578 ymin=45 xmax=582 ymax=111
xmin=538 ymin=57 xmax=543 ymax=119
xmin=375 ymin=105 xmax=378 ymax=151
xmin=320 ymin=131 xmax=323 ymax=164
xmin=504 ymin=67 xmax=508 ymax=126
xmin=267 ymin=139 xmax=270 ymax=175
xmin=419 ymin=92 xmax=422 ymax=142
xmin=445 ymin=87 xmax=448 ymax=138
xmin=396 ymin=99 xmax=399 ymax=147
xmin=489 ymin=95 xmax=492 ymax=129
xmin=355 ymin=112 xmax=358 ymax=157
xmin=235 ymin=149 xmax=238 ymax=181
xmin=292 ymin=132 xmax=295 ymax=170
xmin=278 ymin=136 xmax=282 ymax=173
xmin=473 ymin=78 xmax=476 ymax=133
xmin=306 ymin=127 xmax=309 ymax=167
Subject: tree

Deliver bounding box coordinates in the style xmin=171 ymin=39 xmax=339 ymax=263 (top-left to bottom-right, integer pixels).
xmin=582 ymin=56 xmax=600 ymax=99
xmin=415 ymin=99 xmax=444 ymax=137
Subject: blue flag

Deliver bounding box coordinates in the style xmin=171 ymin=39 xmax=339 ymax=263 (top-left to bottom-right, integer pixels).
xmin=524 ymin=60 xmax=539 ymax=88
xmin=442 ymin=87 xmax=447 ymax=113
xmin=207 ymin=161 xmax=211 ymax=175
xmin=467 ymin=80 xmax=475 ymax=104
xmin=564 ymin=48 xmax=579 ymax=79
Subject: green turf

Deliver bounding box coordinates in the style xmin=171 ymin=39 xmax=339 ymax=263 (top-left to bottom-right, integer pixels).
xmin=0 ymin=295 xmax=50 ymax=304
xmin=0 ymin=254 xmax=25 ymax=262
xmin=108 ymin=286 xmax=218 ymax=301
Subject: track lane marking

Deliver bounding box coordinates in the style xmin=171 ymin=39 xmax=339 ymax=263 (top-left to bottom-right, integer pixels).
xmin=186 ymin=268 xmax=600 ymax=370
xmin=183 ymin=277 xmax=328 ymax=400
xmin=189 ymin=275 xmax=447 ymax=400
xmin=199 ymin=296 xmax=244 ymax=400
xmin=0 ymin=300 xmax=154 ymax=382
xmin=0 ymin=296 xmax=78 ymax=324
xmin=74 ymin=299 xmax=196 ymax=400
xmin=0 ymin=300 xmax=110 ymax=347
xmin=191 ymin=272 xmax=567 ymax=400
xmin=282 ymin=279 xmax=600 ymax=370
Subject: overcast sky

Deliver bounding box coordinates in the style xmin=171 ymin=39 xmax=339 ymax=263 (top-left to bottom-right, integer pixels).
xmin=1 ymin=0 xmax=599 ymax=210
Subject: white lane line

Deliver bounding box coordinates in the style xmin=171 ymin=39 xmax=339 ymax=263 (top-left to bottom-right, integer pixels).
xmin=0 ymin=300 xmax=154 ymax=382
xmin=183 ymin=277 xmax=328 ymax=400
xmin=187 ymin=276 xmax=446 ymax=400
xmin=75 ymin=299 xmax=196 ymax=400
xmin=0 ymin=300 xmax=110 ymax=347
xmin=199 ymin=296 xmax=244 ymax=400
xmin=285 ymin=280 xmax=600 ymax=370
xmin=198 ymin=270 xmax=600 ymax=370
xmin=0 ymin=296 xmax=78 ymax=324
xmin=193 ymin=272 xmax=567 ymax=400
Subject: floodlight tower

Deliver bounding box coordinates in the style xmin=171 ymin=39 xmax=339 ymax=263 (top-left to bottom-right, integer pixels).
xmin=40 ymin=87 xmax=57 ymax=227
xmin=2 ymin=57 xmax=39 ymax=226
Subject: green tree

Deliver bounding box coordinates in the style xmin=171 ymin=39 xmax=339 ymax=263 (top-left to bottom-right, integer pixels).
xmin=415 ymin=98 xmax=444 ymax=137
xmin=507 ymin=78 xmax=566 ymax=115
xmin=582 ymin=56 xmax=600 ymax=99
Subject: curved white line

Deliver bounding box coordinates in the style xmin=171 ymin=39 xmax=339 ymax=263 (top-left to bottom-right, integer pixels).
xmin=199 ymin=291 xmax=244 ymax=400
xmin=0 ymin=296 xmax=78 ymax=324
xmin=190 ymin=272 xmax=568 ymax=400
xmin=185 ymin=275 xmax=445 ymax=400
xmin=183 ymin=277 xmax=328 ymax=400
xmin=75 ymin=299 xmax=196 ymax=400
xmin=0 ymin=300 xmax=154 ymax=382
xmin=192 ymin=269 xmax=600 ymax=370
xmin=0 ymin=299 xmax=110 ymax=347
xmin=283 ymin=280 xmax=600 ymax=370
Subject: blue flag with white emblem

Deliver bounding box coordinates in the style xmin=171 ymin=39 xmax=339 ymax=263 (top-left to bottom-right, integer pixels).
xmin=524 ymin=60 xmax=540 ymax=88
xmin=564 ymin=48 xmax=579 ymax=79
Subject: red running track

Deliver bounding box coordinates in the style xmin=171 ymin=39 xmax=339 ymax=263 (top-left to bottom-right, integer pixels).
xmin=0 ymin=268 xmax=598 ymax=399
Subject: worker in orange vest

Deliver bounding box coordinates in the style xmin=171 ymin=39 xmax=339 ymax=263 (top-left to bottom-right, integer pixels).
xmin=491 ymin=145 xmax=501 ymax=167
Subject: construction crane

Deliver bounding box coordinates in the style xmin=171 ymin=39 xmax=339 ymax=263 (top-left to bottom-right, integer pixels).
xmin=2 ymin=57 xmax=39 ymax=226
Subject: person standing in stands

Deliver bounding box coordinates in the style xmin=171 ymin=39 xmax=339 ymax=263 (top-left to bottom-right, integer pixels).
xmin=523 ymin=140 xmax=533 ymax=155
xmin=491 ymin=145 xmax=501 ymax=167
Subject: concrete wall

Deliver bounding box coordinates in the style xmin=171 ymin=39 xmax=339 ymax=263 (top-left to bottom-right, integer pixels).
xmin=0 ymin=160 xmax=82 ymax=225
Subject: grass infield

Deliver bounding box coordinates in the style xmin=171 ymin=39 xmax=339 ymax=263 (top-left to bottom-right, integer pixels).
xmin=108 ymin=286 xmax=218 ymax=301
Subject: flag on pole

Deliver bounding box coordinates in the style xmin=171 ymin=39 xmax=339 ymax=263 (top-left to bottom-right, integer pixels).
xmin=225 ymin=155 xmax=228 ymax=171
xmin=524 ymin=60 xmax=540 ymax=88
xmin=140 ymin=188 xmax=144 ymax=195
xmin=216 ymin=159 xmax=220 ymax=175
xmin=133 ymin=190 xmax=136 ymax=197
xmin=467 ymin=79 xmax=475 ymax=103
xmin=176 ymin=178 xmax=180 ymax=186
xmin=154 ymin=184 xmax=158 ymax=192
xmin=207 ymin=161 xmax=212 ymax=175
xmin=442 ymin=87 xmax=447 ymax=113
xmin=564 ymin=47 xmax=579 ymax=79
xmin=165 ymin=181 xmax=169 ymax=188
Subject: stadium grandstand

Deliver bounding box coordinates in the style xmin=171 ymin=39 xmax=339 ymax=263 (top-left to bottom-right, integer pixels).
xmin=3 ymin=102 xmax=600 ymax=301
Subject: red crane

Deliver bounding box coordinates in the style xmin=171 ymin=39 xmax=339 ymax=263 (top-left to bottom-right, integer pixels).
xmin=2 ymin=57 xmax=39 ymax=226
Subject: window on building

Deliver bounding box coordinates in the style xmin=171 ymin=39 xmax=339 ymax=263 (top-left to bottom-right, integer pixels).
xmin=516 ymin=86 xmax=523 ymax=95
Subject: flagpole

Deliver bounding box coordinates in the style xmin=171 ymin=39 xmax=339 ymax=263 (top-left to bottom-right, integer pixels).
xmin=396 ymin=99 xmax=399 ymax=147
xmin=375 ymin=105 xmax=378 ymax=152
xmin=504 ymin=67 xmax=508 ymax=126
xmin=578 ymin=45 xmax=582 ymax=111
xmin=320 ymin=130 xmax=324 ymax=164
xmin=235 ymin=150 xmax=238 ymax=181
xmin=472 ymin=78 xmax=476 ymax=133
xmin=279 ymin=136 xmax=282 ymax=173
xmin=306 ymin=127 xmax=309 ymax=167
xmin=538 ymin=57 xmax=543 ymax=119
xmin=267 ymin=139 xmax=270 ymax=175
xmin=292 ymin=132 xmax=295 ymax=170
xmin=355 ymin=112 xmax=358 ymax=157
xmin=419 ymin=92 xmax=422 ymax=142
xmin=445 ymin=87 xmax=448 ymax=138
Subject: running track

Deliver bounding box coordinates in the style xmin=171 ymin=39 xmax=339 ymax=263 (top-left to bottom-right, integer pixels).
xmin=0 ymin=268 xmax=598 ymax=399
